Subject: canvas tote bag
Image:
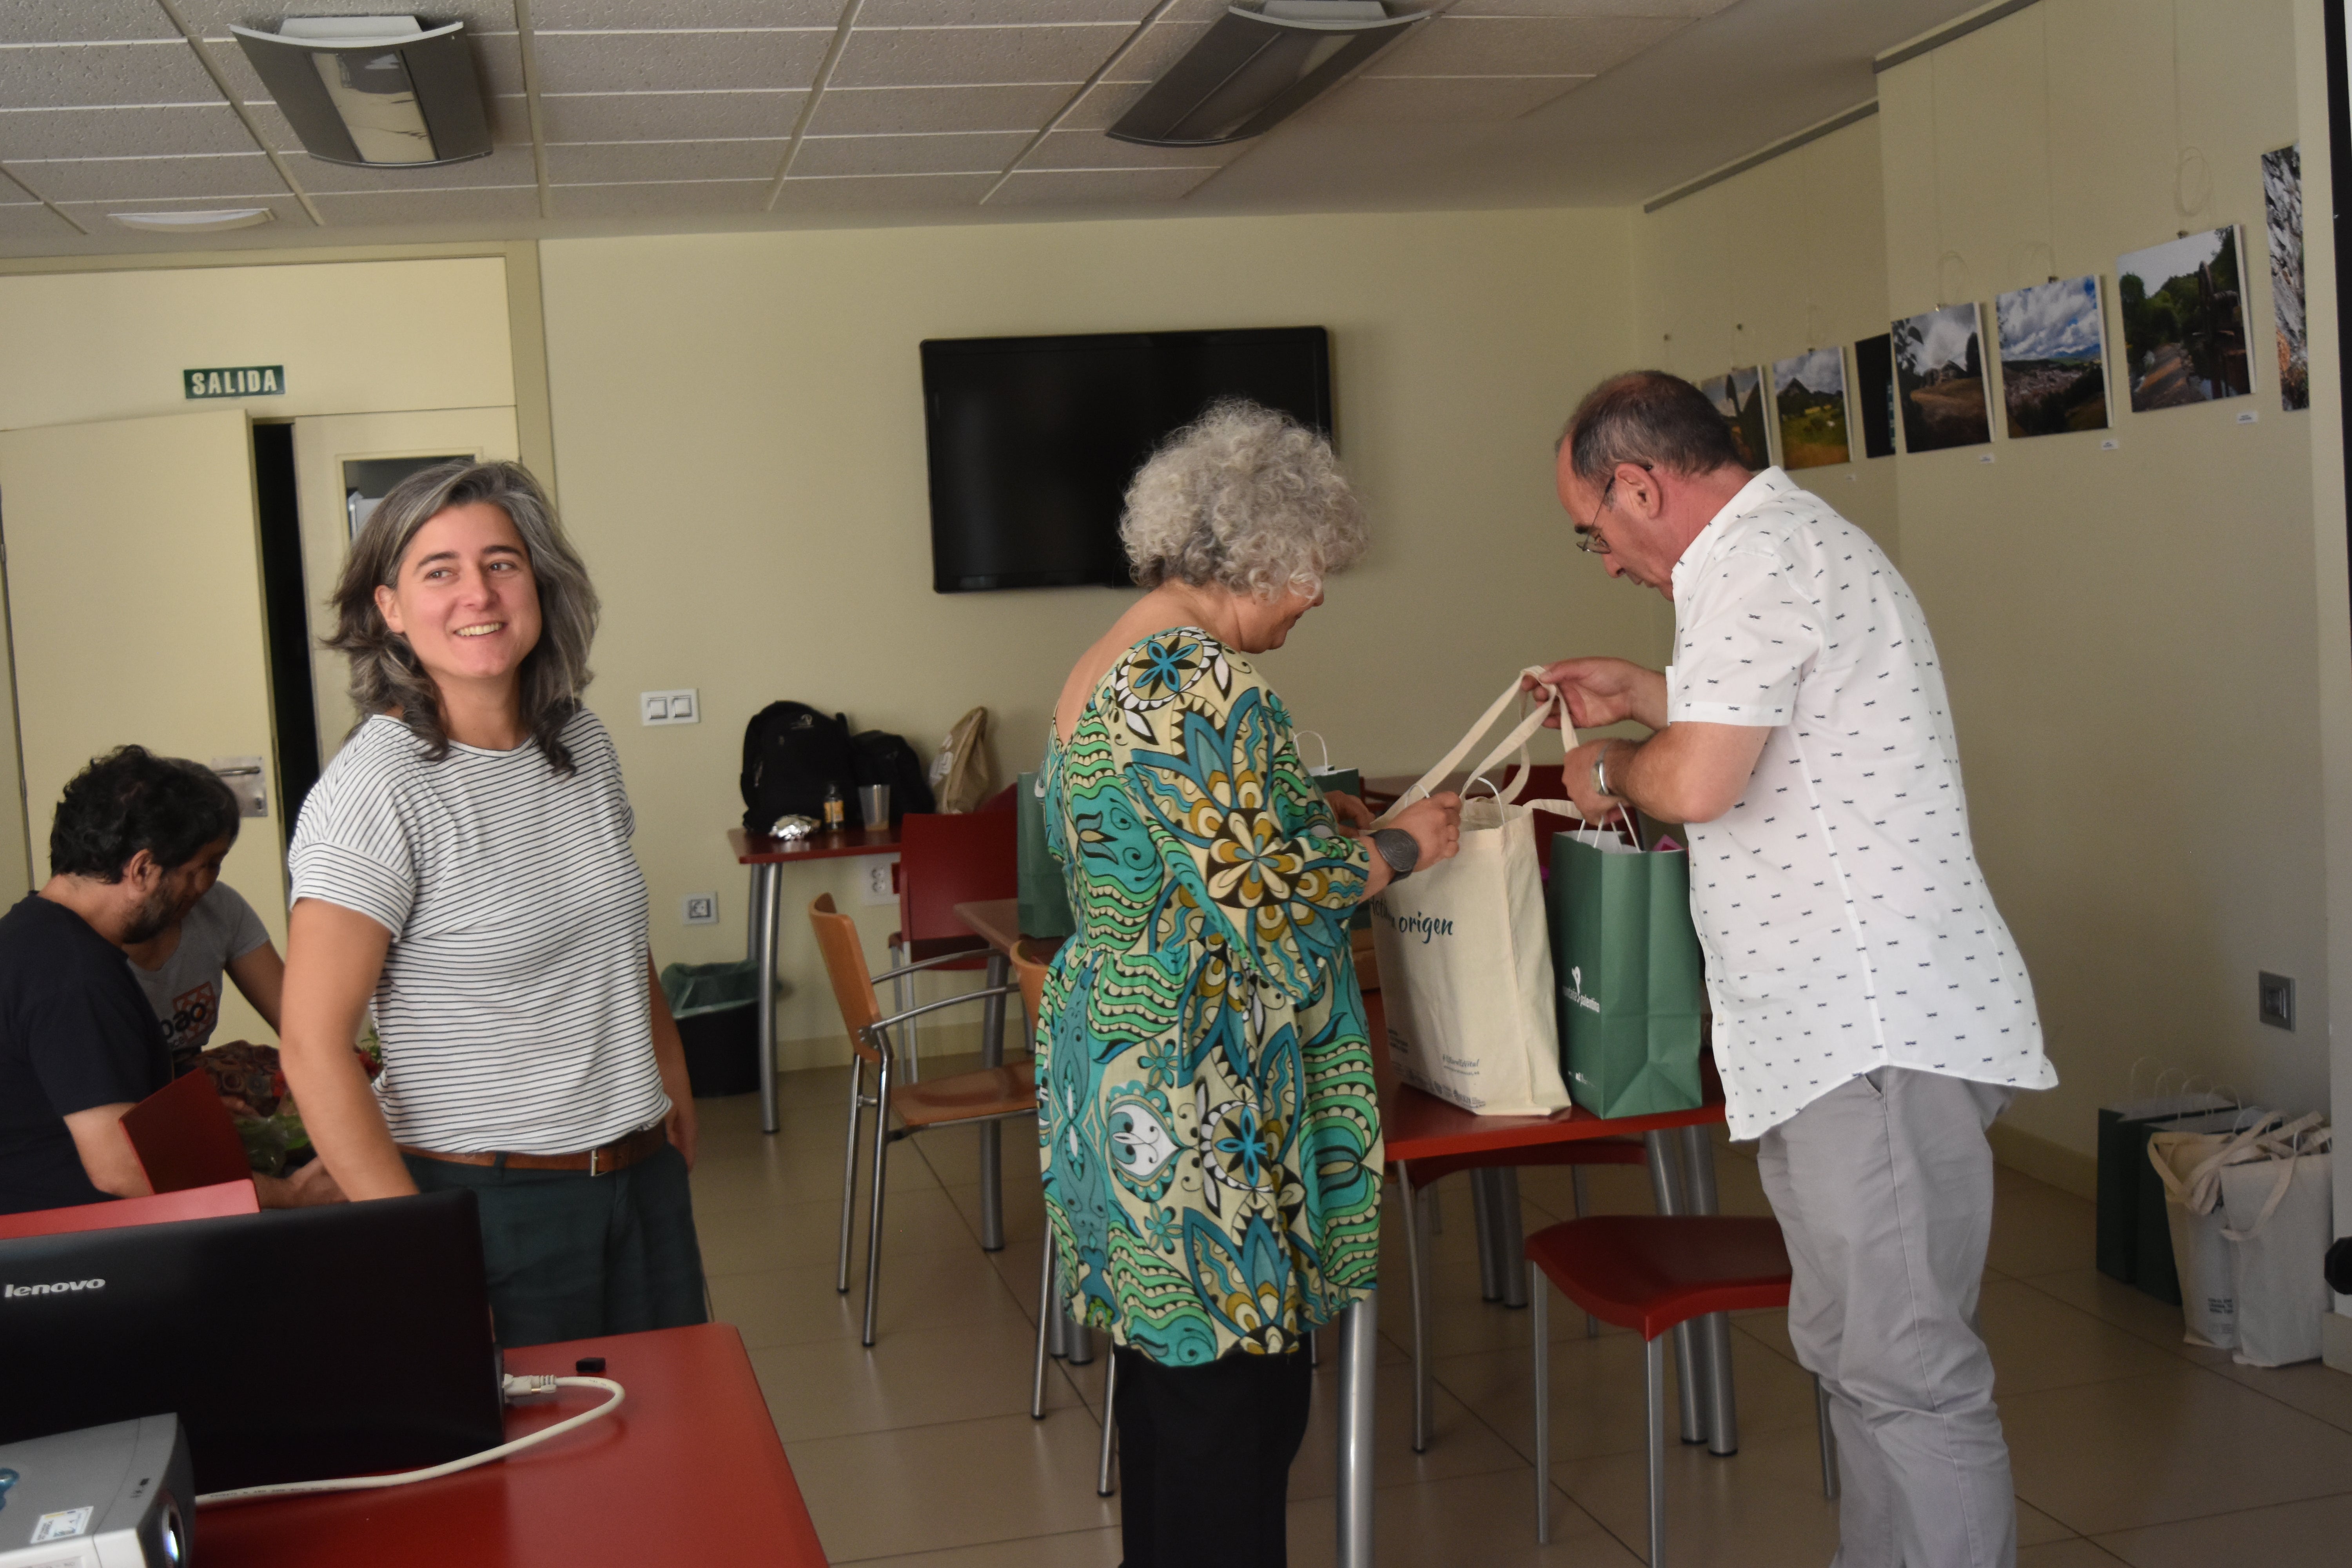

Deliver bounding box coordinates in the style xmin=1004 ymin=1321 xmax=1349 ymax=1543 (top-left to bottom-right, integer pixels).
xmin=2221 ymin=1114 xmax=2335 ymax=1367
xmin=2147 ymin=1110 xmax=2283 ymax=1348
xmin=1369 ymin=671 xmax=1579 ymax=1116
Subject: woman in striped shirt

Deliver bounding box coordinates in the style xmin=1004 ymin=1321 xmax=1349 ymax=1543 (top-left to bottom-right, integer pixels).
xmin=278 ymin=460 xmax=704 ymax=1348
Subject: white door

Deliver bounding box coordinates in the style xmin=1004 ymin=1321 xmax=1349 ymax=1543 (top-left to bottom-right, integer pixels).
xmin=292 ymin=408 xmax=520 ymax=767
xmin=0 ymin=409 xmax=286 ymax=1044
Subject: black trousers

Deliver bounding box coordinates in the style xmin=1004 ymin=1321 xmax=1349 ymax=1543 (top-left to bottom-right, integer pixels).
xmin=1115 ymin=1344 xmax=1314 ymax=1568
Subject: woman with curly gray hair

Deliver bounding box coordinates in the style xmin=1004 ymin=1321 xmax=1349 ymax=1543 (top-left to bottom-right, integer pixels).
xmin=1036 ymin=401 xmax=1460 ymax=1567
xmin=276 ymin=460 xmax=704 ymax=1348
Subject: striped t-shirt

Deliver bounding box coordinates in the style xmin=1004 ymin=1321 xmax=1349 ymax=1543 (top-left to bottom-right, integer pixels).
xmin=288 ymin=709 xmax=668 ymax=1155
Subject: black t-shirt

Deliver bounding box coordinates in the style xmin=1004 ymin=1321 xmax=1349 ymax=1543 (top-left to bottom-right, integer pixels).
xmin=0 ymin=895 xmax=171 ymax=1214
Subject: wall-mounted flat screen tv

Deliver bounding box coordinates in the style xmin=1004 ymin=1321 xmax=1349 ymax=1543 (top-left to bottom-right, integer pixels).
xmin=919 ymin=326 xmax=1333 ymax=592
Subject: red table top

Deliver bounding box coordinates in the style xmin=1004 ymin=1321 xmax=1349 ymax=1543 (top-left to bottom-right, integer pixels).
xmin=198 ymin=1323 xmax=827 ymax=1567
xmin=730 ymin=824 xmax=902 ymax=863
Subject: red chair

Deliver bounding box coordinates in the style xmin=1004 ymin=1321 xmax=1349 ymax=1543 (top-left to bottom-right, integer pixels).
xmin=887 ymin=811 xmax=1016 ymax=1076
xmin=1526 ymin=1215 xmax=1835 ymax=1563
xmin=0 ymin=1180 xmax=259 ymax=1241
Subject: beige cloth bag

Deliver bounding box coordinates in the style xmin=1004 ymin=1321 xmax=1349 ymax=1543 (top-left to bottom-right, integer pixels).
xmin=2148 ymin=1109 xmax=2280 ymax=1348
xmin=1370 ymin=671 xmax=1581 ymax=1116
xmin=928 ymin=706 xmax=994 ymax=813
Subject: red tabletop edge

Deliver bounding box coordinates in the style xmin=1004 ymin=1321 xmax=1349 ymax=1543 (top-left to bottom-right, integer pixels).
xmin=731 ymin=824 xmax=902 ymax=863
xmin=198 ymin=1322 xmax=827 ymax=1568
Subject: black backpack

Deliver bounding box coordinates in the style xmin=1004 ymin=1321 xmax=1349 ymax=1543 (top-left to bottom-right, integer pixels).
xmin=850 ymin=730 xmax=935 ymax=826
xmin=741 ymin=702 xmax=858 ymax=831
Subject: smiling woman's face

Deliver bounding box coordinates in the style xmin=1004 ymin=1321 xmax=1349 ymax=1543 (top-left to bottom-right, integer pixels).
xmin=373 ymin=501 xmax=543 ymax=696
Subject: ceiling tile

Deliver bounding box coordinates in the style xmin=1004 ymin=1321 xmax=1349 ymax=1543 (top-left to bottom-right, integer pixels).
xmin=1055 ymin=80 xmax=1146 ymax=131
xmin=531 ymin=1 xmax=841 ymax=26
xmin=1295 ymin=73 xmax=1586 ymax=126
xmin=531 ymin=29 xmax=833 ymax=94
xmin=283 ymin=143 xmax=541 ymax=193
xmin=175 ymin=2 xmax=523 ymax=33
xmin=540 ymin=90 xmax=806 ymax=142
xmin=858 ymin=1 xmax=1156 ymax=22
xmin=1019 ymin=128 xmax=1245 ymax=170
xmin=546 ymin=139 xmax=784 ymax=182
xmin=0 ymin=3 xmax=180 ymax=44
xmin=0 ymin=203 xmax=78 ymax=241
xmin=548 ymin=178 xmax=773 ymax=218
xmin=0 ymin=104 xmax=259 ymax=160
xmin=0 ymin=40 xmax=224 ymax=107
xmin=772 ymin=170 xmax=994 ymax=210
xmin=804 ymin=83 xmax=1069 ymax=135
xmin=830 ymin=24 xmax=1129 ymax=88
xmin=988 ymin=164 xmax=1217 ymax=205
xmin=1371 ymin=15 xmax=1690 ymax=78
xmin=8 ymin=152 xmax=285 ymax=202
xmin=60 ymin=192 xmax=317 ymax=231
xmin=310 ymin=186 xmax=541 ymax=226
xmin=1100 ymin=21 xmax=1207 ymax=83
xmin=790 ymin=129 xmax=1029 ymax=177
xmin=488 ymin=94 xmax=534 ymax=142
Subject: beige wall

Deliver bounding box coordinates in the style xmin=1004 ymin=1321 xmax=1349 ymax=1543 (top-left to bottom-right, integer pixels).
xmin=1637 ymin=0 xmax=2327 ymax=1169
xmin=1634 ymin=115 xmax=1899 ymax=555
xmin=538 ymin=209 xmax=1652 ymax=1057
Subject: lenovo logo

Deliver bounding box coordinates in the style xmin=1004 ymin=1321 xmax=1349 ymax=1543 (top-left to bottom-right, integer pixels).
xmin=2 ymin=1278 xmax=105 ymax=1299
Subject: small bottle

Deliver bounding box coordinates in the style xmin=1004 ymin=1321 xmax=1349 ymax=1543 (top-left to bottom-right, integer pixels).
xmin=823 ymin=782 xmax=846 ymax=831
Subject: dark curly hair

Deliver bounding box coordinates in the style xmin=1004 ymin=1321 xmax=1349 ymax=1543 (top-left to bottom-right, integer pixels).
xmin=49 ymin=747 xmax=240 ymax=882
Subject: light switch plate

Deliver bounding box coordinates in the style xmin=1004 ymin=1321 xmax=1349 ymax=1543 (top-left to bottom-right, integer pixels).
xmin=682 ymin=892 xmax=718 ymax=926
xmin=2259 ymin=971 xmax=2296 ymax=1030
xmin=641 ymin=689 xmax=699 ymax=726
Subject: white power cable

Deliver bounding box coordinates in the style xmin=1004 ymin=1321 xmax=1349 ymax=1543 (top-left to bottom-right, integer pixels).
xmin=193 ymin=1375 xmax=625 ymax=1506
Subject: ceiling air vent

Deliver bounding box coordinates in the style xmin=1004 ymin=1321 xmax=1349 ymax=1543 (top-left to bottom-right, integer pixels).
xmin=1108 ymin=1 xmax=1427 ymax=149
xmin=230 ymin=16 xmax=490 ymax=169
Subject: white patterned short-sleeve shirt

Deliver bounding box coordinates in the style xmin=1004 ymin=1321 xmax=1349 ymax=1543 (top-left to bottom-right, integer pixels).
xmin=1668 ymin=468 xmax=2056 ymax=1138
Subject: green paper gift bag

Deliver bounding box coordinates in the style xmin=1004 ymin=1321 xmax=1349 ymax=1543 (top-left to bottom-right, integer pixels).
xmin=1017 ymin=769 xmax=1076 ymax=940
xmin=1549 ymin=825 xmax=1706 ymax=1118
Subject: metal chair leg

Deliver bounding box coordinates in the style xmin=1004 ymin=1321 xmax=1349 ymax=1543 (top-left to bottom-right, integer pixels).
xmin=1532 ymin=1263 xmax=1551 ymax=1544
xmin=1815 ymin=1376 xmax=1840 ymax=1500
xmin=1032 ymin=1242 xmax=1055 ymax=1419
xmin=1572 ymin=1165 xmax=1600 ymax=1337
xmin=1680 ymin=1125 xmax=1739 ymax=1457
xmin=1401 ymin=1167 xmax=1433 ymax=1453
xmin=1646 ymin=1334 xmax=1669 ymax=1568
xmin=1095 ymin=1352 xmax=1119 ymax=1496
xmin=1644 ymin=1131 xmax=1708 ymax=1445
xmin=835 ymin=1056 xmax=864 ymax=1294
xmin=859 ymin=1058 xmax=892 ymax=1347
xmin=1472 ymin=1169 xmax=1504 ymax=1302
xmin=888 ymin=939 xmax=919 ymax=1083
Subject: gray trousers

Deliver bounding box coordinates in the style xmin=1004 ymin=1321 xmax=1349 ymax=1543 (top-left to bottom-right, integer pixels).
xmin=1755 ymin=1067 xmax=2016 ymax=1568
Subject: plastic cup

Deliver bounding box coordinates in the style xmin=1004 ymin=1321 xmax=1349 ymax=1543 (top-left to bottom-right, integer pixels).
xmin=859 ymin=784 xmax=889 ymax=830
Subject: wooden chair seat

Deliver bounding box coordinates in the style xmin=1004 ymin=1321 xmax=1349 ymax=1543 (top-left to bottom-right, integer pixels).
xmin=891 ymin=1062 xmax=1036 ymax=1129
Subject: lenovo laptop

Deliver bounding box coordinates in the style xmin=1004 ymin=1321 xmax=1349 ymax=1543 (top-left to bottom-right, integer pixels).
xmin=0 ymin=1191 xmax=504 ymax=1493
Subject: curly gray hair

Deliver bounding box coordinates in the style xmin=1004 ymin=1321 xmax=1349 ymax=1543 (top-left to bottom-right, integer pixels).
xmin=326 ymin=460 xmax=599 ymax=775
xmin=1120 ymin=399 xmax=1368 ymax=597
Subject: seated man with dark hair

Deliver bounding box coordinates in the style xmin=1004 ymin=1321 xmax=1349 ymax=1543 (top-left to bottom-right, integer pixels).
xmin=0 ymin=746 xmax=338 ymax=1214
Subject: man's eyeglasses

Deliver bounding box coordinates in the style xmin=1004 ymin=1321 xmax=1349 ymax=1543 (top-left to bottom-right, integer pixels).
xmin=1575 ymin=476 xmax=1619 ymax=554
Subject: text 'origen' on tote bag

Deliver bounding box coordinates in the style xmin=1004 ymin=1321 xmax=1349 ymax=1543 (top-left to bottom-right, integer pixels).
xmin=1369 ymin=671 xmax=1579 ymax=1117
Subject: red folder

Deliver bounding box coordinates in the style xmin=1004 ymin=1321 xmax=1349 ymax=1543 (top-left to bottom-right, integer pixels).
xmin=121 ymin=1064 xmax=255 ymax=1193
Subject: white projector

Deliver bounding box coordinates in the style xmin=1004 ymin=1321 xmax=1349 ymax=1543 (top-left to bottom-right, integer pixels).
xmin=0 ymin=1417 xmax=191 ymax=1567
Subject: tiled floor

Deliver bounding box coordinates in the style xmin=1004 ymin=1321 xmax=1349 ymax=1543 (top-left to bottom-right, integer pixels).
xmin=688 ymin=1064 xmax=2352 ymax=1566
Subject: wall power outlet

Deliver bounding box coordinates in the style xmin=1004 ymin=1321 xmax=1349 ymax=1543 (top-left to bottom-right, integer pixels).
xmin=860 ymin=857 xmax=899 ymax=906
xmin=682 ymin=892 xmax=719 ymax=926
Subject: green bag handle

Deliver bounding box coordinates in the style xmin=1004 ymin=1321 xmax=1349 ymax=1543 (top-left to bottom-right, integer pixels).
xmin=1375 ymin=668 xmax=1583 ymax=826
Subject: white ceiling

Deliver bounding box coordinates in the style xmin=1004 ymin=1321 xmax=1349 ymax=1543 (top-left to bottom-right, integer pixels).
xmin=0 ymin=0 xmax=1989 ymax=255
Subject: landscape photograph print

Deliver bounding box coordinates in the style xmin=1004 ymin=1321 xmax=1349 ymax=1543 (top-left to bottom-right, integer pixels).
xmin=1891 ymin=302 xmax=1991 ymax=452
xmin=2118 ymin=225 xmax=2252 ymax=411
xmin=1770 ymin=347 xmax=1851 ymax=468
xmin=2264 ymin=145 xmax=2308 ymax=411
xmin=1994 ymin=275 xmax=2109 ymax=437
xmin=1700 ymin=367 xmax=1772 ymax=468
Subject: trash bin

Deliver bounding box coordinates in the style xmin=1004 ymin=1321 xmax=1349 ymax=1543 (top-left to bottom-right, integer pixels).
xmin=661 ymin=960 xmax=762 ymax=1098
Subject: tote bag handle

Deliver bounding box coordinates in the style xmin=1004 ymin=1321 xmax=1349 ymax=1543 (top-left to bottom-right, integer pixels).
xmin=1376 ymin=669 xmax=1583 ymax=827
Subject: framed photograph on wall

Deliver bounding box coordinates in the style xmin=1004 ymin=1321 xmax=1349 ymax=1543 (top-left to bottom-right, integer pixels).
xmin=1891 ymin=303 xmax=1993 ymax=452
xmin=1699 ymin=367 xmax=1772 ymax=468
xmin=1769 ymin=348 xmax=1851 ymax=468
xmin=1994 ymin=276 xmax=2110 ymax=437
xmin=2116 ymin=226 xmax=2254 ymax=410
xmin=1852 ymin=334 xmax=1897 ymax=457
xmin=2264 ymin=145 xmax=2309 ymax=412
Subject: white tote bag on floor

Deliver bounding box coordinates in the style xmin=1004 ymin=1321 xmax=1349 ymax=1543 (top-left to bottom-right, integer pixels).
xmin=2148 ymin=1111 xmax=2281 ymax=1349
xmin=1370 ymin=671 xmax=1579 ymax=1116
xmin=2222 ymin=1116 xmax=2335 ymax=1367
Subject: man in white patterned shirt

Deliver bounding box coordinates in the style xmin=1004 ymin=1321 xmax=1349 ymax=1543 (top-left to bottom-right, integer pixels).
xmin=1530 ymin=371 xmax=2054 ymax=1568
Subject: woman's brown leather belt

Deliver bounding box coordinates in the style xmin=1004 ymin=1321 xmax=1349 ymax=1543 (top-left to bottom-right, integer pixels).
xmin=399 ymin=1122 xmax=667 ymax=1176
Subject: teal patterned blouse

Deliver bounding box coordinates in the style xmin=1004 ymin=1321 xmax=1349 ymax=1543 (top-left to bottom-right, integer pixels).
xmin=1036 ymin=627 xmax=1383 ymax=1365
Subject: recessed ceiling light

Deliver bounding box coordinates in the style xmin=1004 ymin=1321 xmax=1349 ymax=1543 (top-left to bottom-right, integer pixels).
xmin=108 ymin=208 xmax=278 ymax=233
xmin=1110 ymin=1 xmax=1427 ymax=148
xmin=230 ymin=16 xmax=490 ymax=169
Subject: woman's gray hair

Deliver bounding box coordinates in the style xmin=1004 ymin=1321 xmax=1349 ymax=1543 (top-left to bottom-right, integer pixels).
xmin=326 ymin=460 xmax=599 ymax=775
xmin=1120 ymin=399 xmax=1368 ymax=598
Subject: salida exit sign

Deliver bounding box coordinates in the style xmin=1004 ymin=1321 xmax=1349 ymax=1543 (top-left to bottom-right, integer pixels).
xmin=183 ymin=365 xmax=285 ymax=399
